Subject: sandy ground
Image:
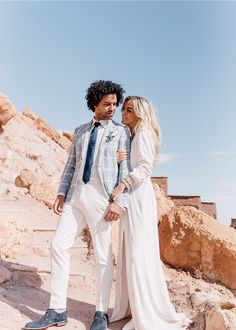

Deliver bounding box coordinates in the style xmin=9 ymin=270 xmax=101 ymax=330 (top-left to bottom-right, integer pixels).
xmin=0 ymin=280 xmax=128 ymax=330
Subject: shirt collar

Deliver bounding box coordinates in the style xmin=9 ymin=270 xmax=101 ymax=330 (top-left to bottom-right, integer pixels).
xmin=92 ymin=117 xmax=109 ymax=128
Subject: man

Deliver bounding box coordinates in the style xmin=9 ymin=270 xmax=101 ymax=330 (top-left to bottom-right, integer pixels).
xmin=24 ymin=80 xmax=130 ymax=330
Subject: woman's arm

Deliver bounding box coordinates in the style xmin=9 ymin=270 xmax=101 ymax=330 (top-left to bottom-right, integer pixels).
xmin=111 ymin=129 xmax=155 ymax=200
xmin=112 ymin=127 xmax=131 ymax=208
xmin=122 ymin=129 xmax=155 ymax=189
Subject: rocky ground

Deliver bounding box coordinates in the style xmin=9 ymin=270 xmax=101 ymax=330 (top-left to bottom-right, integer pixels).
xmin=1 ymin=196 xmax=236 ymax=330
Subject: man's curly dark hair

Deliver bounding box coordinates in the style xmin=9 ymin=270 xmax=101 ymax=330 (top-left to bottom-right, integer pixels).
xmin=86 ymin=80 xmax=125 ymax=112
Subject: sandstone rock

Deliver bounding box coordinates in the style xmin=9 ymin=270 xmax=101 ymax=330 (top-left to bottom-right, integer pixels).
xmin=15 ymin=169 xmax=37 ymax=189
xmin=0 ymin=94 xmax=17 ymax=125
xmin=63 ymin=130 xmax=73 ymax=141
xmin=0 ymin=110 xmax=67 ymax=207
xmin=152 ymin=183 xmax=175 ymax=221
xmin=159 ymin=206 xmax=236 ymax=290
xmin=206 ymin=305 xmax=236 ymax=330
xmin=23 ymin=107 xmax=38 ymax=121
xmin=34 ymin=117 xmax=61 ymax=143
xmin=0 ymin=215 xmax=33 ymax=259
xmin=30 ymin=181 xmax=58 ymax=209
xmin=164 ymin=265 xmax=236 ymax=329
xmin=57 ymin=134 xmax=71 ymax=150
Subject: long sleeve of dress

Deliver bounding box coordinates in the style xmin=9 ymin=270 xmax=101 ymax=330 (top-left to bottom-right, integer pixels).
xmin=122 ymin=129 xmax=156 ymax=189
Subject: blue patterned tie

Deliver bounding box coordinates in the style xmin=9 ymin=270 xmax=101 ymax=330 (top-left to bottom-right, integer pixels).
xmin=82 ymin=122 xmax=101 ymax=184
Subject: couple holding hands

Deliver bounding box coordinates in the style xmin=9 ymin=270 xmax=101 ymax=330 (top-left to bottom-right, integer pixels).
xmin=24 ymin=80 xmax=192 ymax=330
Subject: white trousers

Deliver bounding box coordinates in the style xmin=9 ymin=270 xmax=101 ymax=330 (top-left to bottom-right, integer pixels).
xmin=49 ymin=180 xmax=113 ymax=312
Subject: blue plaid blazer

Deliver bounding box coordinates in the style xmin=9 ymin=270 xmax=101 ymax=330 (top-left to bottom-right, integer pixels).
xmin=58 ymin=119 xmax=131 ymax=209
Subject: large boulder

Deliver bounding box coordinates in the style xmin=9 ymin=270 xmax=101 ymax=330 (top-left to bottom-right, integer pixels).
xmin=159 ymin=206 xmax=236 ymax=290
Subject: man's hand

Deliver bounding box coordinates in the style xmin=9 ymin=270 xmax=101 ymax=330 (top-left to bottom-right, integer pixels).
xmin=104 ymin=203 xmax=123 ymax=222
xmin=111 ymin=182 xmax=126 ymax=201
xmin=53 ymin=195 xmax=65 ymax=215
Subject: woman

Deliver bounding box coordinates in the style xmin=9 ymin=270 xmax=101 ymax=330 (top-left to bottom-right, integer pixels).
xmin=110 ymin=96 xmax=192 ymax=330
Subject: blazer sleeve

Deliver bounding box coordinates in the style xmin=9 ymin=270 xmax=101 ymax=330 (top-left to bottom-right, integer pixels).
xmin=57 ymin=127 xmax=78 ymax=197
xmin=114 ymin=126 xmax=131 ymax=209
xmin=122 ymin=129 xmax=155 ymax=189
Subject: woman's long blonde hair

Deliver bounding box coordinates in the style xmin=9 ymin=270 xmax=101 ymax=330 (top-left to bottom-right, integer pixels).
xmin=123 ymin=96 xmax=162 ymax=163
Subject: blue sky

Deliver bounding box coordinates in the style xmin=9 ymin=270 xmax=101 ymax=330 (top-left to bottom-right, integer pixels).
xmin=0 ymin=1 xmax=235 ymax=225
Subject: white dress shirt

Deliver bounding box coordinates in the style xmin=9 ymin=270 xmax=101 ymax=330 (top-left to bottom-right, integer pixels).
xmin=89 ymin=118 xmax=109 ymax=181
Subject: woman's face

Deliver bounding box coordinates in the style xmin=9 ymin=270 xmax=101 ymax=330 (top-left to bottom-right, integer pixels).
xmin=121 ymin=99 xmax=138 ymax=128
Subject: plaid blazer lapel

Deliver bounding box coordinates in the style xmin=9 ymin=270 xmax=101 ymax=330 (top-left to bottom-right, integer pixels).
xmin=101 ymin=120 xmax=119 ymax=144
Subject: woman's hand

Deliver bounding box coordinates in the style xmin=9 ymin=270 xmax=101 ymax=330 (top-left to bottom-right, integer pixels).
xmin=111 ymin=182 xmax=126 ymax=201
xmin=116 ymin=149 xmax=128 ymax=164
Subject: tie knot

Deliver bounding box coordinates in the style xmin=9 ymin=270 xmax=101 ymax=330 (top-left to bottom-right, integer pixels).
xmin=94 ymin=122 xmax=101 ymax=127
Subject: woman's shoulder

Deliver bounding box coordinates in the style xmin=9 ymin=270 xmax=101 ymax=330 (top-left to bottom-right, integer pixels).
xmin=134 ymin=127 xmax=156 ymax=153
xmin=135 ymin=127 xmax=153 ymax=140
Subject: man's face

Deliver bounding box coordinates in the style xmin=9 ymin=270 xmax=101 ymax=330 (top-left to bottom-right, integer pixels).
xmin=94 ymin=94 xmax=117 ymax=121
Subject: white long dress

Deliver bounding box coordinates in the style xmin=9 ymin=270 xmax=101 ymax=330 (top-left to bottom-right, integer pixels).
xmin=111 ymin=128 xmax=191 ymax=330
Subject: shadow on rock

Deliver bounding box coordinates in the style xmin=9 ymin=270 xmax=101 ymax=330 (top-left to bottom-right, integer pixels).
xmin=0 ymin=260 xmax=96 ymax=329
